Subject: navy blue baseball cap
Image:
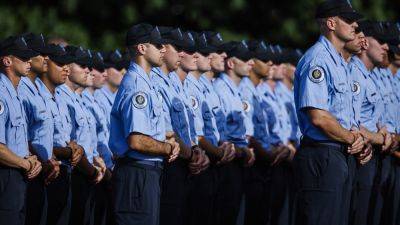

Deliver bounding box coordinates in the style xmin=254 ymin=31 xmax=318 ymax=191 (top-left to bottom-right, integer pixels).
xmin=223 ymin=41 xmax=253 ymax=61
xmin=126 ymin=23 xmax=166 ymax=46
xmin=46 ymin=44 xmax=74 ymax=65
xmin=175 ymin=31 xmax=197 ymax=54
xmin=315 ymin=0 xmax=363 ymax=23
xmin=22 ymin=33 xmax=53 ymax=55
xmin=193 ymin=32 xmax=216 ymax=55
xmin=88 ymin=51 xmax=105 ymax=72
xmin=159 ymin=26 xmax=184 ymax=47
xmin=102 ymin=50 xmax=128 ymax=70
xmin=247 ymin=40 xmax=273 ymax=62
xmin=0 ymin=36 xmax=39 ymax=60
xmin=65 ymin=46 xmax=91 ymax=67
xmin=204 ymin=31 xmax=225 ymax=53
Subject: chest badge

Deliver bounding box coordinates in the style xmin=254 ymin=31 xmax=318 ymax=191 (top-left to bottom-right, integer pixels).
xmin=190 ymin=95 xmax=199 ymax=110
xmin=242 ymin=100 xmax=251 ymax=113
xmin=352 ymin=81 xmax=361 ymax=95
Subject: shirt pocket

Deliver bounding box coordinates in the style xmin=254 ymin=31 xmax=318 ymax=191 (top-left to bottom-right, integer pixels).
xmin=9 ymin=114 xmax=25 ymax=145
xmin=331 ymin=78 xmax=347 ymax=113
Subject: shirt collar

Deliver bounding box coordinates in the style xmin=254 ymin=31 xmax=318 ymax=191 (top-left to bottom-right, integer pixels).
xmin=219 ymin=73 xmax=239 ymax=96
xmin=186 ymin=73 xmax=204 ymax=92
xmin=58 ymin=84 xmax=78 ymax=100
xmin=240 ymin=77 xmax=257 ymax=95
xmin=318 ymin=35 xmax=346 ymax=66
xmin=82 ymin=88 xmax=95 ymax=103
xmin=152 ymin=67 xmax=172 ymax=87
xmin=35 ymin=78 xmax=53 ymax=100
xmin=0 ymin=73 xmax=19 ymax=99
xmin=20 ymin=77 xmax=38 ymax=95
xmin=351 ymin=56 xmax=370 ymax=78
xmin=128 ymin=62 xmax=153 ymax=88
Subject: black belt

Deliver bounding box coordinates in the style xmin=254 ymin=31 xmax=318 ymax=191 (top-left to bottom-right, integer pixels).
xmin=300 ymin=136 xmax=347 ymax=149
xmin=116 ymin=157 xmax=163 ymax=170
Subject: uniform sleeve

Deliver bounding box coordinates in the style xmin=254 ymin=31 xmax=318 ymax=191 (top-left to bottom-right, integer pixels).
xmin=121 ymin=91 xmax=153 ymax=137
xmin=297 ymin=63 xmax=329 ymax=111
xmin=0 ymin=99 xmax=8 ymax=145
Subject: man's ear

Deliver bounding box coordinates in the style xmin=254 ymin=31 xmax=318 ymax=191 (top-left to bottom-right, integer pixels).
xmin=137 ymin=44 xmax=147 ymax=55
xmin=326 ymin=17 xmax=337 ymax=31
xmin=226 ymin=58 xmax=235 ymax=70
xmin=1 ymin=56 xmax=12 ymax=67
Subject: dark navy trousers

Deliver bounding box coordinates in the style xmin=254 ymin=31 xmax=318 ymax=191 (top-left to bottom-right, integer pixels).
xmin=293 ymin=140 xmax=350 ymax=225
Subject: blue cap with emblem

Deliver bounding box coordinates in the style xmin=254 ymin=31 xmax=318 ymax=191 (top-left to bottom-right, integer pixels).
xmin=0 ymin=36 xmax=39 ymax=60
xmin=126 ymin=23 xmax=166 ymax=46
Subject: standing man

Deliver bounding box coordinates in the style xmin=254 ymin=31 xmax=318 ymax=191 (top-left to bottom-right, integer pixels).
xmin=213 ymin=41 xmax=255 ymax=225
xmin=293 ymin=1 xmax=365 ymax=225
xmin=19 ymin=33 xmax=62 ymax=225
xmin=35 ymin=44 xmax=82 ymax=225
xmin=95 ymin=50 xmax=125 ymax=127
xmin=110 ymin=23 xmax=180 ymax=225
xmin=0 ymin=36 xmax=42 ymax=225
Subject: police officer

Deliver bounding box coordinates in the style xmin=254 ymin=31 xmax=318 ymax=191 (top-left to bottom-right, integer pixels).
xmin=151 ymin=27 xmax=203 ymax=225
xmin=56 ymin=46 xmax=103 ymax=225
xmin=169 ymin=31 xmax=210 ymax=175
xmin=213 ymin=41 xmax=255 ymax=225
xmin=257 ymin=45 xmax=296 ymax=225
xmin=18 ymin=33 xmax=62 ymax=225
xmin=110 ymin=23 xmax=180 ymax=225
xmin=184 ymin=31 xmax=232 ymax=225
xmin=343 ymin=22 xmax=393 ymax=225
xmin=241 ymin=40 xmax=292 ymax=225
xmin=35 ymin=44 xmax=80 ymax=225
xmin=366 ymin=25 xmax=400 ymax=225
xmin=0 ymin=36 xmax=42 ymax=225
xmin=84 ymin=51 xmax=114 ymax=225
xmin=293 ymin=1 xmax=366 ymax=225
xmin=94 ymin=50 xmax=126 ymax=127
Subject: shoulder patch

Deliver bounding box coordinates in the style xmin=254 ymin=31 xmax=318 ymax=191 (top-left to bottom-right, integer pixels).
xmin=132 ymin=92 xmax=148 ymax=109
xmin=242 ymin=100 xmax=251 ymax=113
xmin=308 ymin=66 xmax=325 ymax=83
xmin=190 ymin=95 xmax=199 ymax=110
xmin=352 ymin=81 xmax=361 ymax=95
xmin=0 ymin=100 xmax=4 ymax=115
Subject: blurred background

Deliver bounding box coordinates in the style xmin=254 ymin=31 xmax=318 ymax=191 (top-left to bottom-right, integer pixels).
xmin=0 ymin=0 xmax=398 ymax=51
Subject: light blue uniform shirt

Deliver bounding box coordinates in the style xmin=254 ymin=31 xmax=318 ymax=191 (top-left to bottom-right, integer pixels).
xmin=56 ymin=84 xmax=94 ymax=163
xmin=94 ymin=86 xmax=116 ymax=129
xmin=35 ymin=78 xmax=71 ymax=153
xmin=185 ymin=73 xmax=220 ymax=146
xmin=370 ymin=68 xmax=397 ymax=133
xmin=83 ymin=89 xmax=113 ymax=168
xmin=169 ymin=71 xmax=198 ymax=144
xmin=53 ymin=87 xmax=72 ymax=148
xmin=275 ymin=81 xmax=301 ymax=144
xmin=200 ymin=75 xmax=227 ymax=142
xmin=348 ymin=56 xmax=382 ymax=132
xmin=257 ymin=81 xmax=289 ymax=145
xmin=213 ymin=73 xmax=248 ymax=147
xmin=18 ymin=77 xmax=54 ymax=161
xmin=239 ymin=77 xmax=270 ymax=150
xmin=0 ymin=74 xmax=29 ymax=158
xmin=294 ymin=36 xmax=354 ymax=141
xmin=151 ymin=67 xmax=192 ymax=147
xmin=109 ymin=62 xmax=165 ymax=161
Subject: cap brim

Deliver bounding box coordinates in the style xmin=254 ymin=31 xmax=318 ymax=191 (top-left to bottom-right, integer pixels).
xmin=49 ymin=55 xmax=73 ymax=66
xmin=339 ymin=12 xmax=364 ymax=23
xmin=14 ymin=49 xmax=40 ymax=61
xmin=34 ymin=46 xmax=54 ymax=56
